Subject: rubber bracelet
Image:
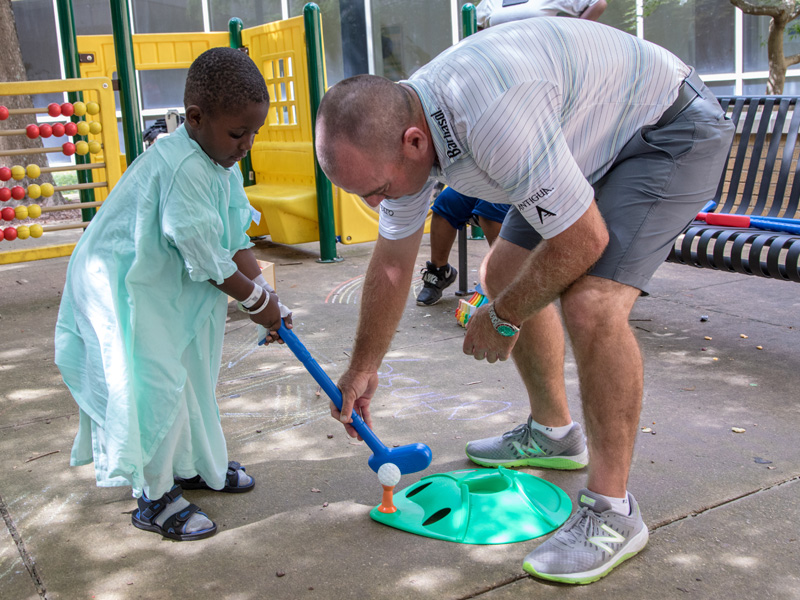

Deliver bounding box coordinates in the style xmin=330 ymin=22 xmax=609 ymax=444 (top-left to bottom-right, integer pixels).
xmin=244 ymin=292 xmax=270 ymax=314
xmin=241 ymin=283 xmax=264 ymax=308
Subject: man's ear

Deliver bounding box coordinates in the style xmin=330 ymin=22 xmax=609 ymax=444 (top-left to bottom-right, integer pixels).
xmin=401 ymin=126 xmax=428 ymax=158
xmin=184 ymin=105 xmax=203 ymax=129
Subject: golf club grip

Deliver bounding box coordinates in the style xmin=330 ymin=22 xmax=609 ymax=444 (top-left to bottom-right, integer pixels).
xmin=705 ymin=212 xmax=800 ymax=234
xmin=277 ymin=321 xmax=385 ymax=452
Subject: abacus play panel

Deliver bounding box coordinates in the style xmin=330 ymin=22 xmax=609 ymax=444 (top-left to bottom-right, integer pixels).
xmin=0 ymin=77 xmax=122 ymax=264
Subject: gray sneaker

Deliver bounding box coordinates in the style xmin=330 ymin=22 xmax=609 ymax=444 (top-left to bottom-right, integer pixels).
xmin=465 ymin=417 xmax=588 ymax=470
xmin=523 ymin=489 xmax=649 ymax=584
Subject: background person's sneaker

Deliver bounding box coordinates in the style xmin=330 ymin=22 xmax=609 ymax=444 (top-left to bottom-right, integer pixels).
xmin=465 ymin=417 xmax=588 ymax=470
xmin=416 ymin=261 xmax=457 ymax=305
xmin=523 ymin=489 xmax=649 ymax=584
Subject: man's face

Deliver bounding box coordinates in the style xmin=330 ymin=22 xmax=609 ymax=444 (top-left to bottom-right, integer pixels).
xmin=328 ymin=140 xmax=431 ymax=207
xmin=186 ymin=101 xmax=269 ymax=169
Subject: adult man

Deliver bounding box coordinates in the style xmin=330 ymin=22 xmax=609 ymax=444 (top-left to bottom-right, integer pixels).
xmin=315 ymin=18 xmax=733 ymax=584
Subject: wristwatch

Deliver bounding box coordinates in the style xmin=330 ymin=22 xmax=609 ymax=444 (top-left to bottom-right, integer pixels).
xmin=488 ymin=302 xmax=520 ymax=337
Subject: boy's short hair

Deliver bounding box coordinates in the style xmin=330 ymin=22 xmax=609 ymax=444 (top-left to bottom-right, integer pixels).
xmin=184 ymin=47 xmax=269 ymax=115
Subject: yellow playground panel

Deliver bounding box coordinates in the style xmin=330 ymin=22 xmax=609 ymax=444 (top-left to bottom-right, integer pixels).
xmin=0 ymin=77 xmax=122 ymax=264
xmin=76 ymin=16 xmax=391 ymax=246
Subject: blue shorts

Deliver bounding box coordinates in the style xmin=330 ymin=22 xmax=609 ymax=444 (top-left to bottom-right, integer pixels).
xmin=432 ymin=187 xmax=511 ymax=230
xmin=499 ymin=78 xmax=735 ymax=294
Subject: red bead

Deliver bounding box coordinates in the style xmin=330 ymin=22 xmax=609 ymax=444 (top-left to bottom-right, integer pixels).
xmin=26 ymin=124 xmax=40 ymax=139
xmin=2 ymin=207 xmax=15 ymax=221
xmin=0 ymin=188 xmax=10 ymax=202
xmin=60 ymin=103 xmax=75 ymax=117
xmin=0 ymin=106 xmax=8 ymax=120
xmin=3 ymin=226 xmax=17 ymax=241
xmin=51 ymin=122 xmax=65 ymax=137
xmin=64 ymin=122 xmax=78 ymax=136
xmin=38 ymin=123 xmax=53 ymax=138
xmin=0 ymin=167 xmax=11 ymax=182
xmin=62 ymin=142 xmax=76 ymax=156
xmin=0 ymin=228 xmax=4 ymax=241
xmin=48 ymin=103 xmax=62 ymax=117
xmin=11 ymin=186 xmax=26 ymax=200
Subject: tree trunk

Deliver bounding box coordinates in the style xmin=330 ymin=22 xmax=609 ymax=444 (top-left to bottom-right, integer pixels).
xmin=0 ymin=0 xmax=65 ymax=218
xmin=767 ymin=14 xmax=789 ymax=94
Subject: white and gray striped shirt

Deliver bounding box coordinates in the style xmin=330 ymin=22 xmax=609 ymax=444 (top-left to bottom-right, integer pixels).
xmin=379 ymin=17 xmax=689 ymax=240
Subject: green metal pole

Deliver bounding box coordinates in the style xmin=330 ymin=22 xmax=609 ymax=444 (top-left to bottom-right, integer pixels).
xmin=460 ymin=4 xmax=485 ymax=241
xmin=461 ymin=2 xmax=477 ymax=37
xmin=110 ymin=0 xmax=144 ymax=165
xmin=304 ymin=3 xmax=340 ymax=263
xmin=55 ymin=0 xmax=95 ymax=222
xmin=229 ymin=18 xmax=256 ymax=187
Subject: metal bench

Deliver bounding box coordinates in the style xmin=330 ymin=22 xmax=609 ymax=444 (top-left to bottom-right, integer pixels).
xmin=667 ymin=95 xmax=800 ymax=282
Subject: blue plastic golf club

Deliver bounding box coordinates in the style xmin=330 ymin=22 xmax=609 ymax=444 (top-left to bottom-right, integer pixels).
xmin=263 ymin=321 xmax=433 ymax=475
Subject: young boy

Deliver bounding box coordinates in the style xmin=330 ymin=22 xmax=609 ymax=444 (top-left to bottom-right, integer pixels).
xmin=55 ymin=47 xmax=286 ymax=541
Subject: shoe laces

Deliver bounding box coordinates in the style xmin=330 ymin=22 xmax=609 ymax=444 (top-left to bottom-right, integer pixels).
xmin=420 ymin=265 xmax=445 ymax=285
xmin=502 ymin=422 xmax=532 ymax=446
xmin=554 ymin=507 xmax=604 ymax=546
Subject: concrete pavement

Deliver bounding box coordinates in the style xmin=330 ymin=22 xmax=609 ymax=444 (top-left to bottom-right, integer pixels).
xmin=1 ymin=229 xmax=798 ymax=599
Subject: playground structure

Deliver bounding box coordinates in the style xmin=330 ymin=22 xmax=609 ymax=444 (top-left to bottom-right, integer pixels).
xmin=1 ymin=3 xmax=434 ymax=265
xmin=0 ymin=78 xmax=122 ymax=264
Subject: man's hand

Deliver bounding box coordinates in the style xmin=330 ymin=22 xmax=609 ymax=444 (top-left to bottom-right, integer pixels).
xmin=334 ymin=369 xmax=378 ymax=439
xmin=463 ymin=304 xmax=518 ymax=362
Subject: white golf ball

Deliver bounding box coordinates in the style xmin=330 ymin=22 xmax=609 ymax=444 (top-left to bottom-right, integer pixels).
xmin=377 ymin=462 xmax=401 ymax=486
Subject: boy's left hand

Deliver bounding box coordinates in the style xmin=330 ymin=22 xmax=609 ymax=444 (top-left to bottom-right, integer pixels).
xmin=255 ymin=295 xmax=292 ymax=345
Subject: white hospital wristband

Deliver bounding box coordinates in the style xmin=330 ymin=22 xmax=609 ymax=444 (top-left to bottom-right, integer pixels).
xmin=241 ymin=283 xmax=265 ymax=309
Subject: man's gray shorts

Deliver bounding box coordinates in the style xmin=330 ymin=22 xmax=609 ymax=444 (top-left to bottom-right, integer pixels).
xmin=499 ymin=78 xmax=736 ymax=294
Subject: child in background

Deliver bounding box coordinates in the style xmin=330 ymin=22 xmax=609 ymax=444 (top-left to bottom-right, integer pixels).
xmin=55 ymin=47 xmax=289 ymax=541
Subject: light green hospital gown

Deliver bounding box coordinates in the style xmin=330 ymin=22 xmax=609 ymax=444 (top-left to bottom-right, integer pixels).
xmin=55 ymin=125 xmax=253 ymax=499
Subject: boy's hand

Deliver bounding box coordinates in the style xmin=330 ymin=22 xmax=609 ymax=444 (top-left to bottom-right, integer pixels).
xmin=250 ymin=291 xmax=292 ymax=344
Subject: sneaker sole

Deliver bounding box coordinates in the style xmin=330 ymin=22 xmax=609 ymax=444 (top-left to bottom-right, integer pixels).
xmin=523 ymin=526 xmax=649 ymax=584
xmin=466 ymin=448 xmax=588 ymax=470
xmin=416 ymin=298 xmax=442 ymax=306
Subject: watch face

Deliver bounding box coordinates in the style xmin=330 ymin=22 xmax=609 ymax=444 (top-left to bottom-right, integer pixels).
xmin=497 ymin=324 xmax=517 ymax=337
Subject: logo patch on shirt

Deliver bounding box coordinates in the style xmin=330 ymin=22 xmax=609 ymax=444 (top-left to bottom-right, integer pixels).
xmin=430 ymin=109 xmax=462 ymax=159
xmin=536 ymin=205 xmax=557 ymax=223
xmin=516 ymin=187 xmax=553 ymax=212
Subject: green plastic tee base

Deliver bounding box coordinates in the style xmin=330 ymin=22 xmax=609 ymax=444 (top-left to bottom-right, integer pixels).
xmin=370 ymin=466 xmax=571 ymax=545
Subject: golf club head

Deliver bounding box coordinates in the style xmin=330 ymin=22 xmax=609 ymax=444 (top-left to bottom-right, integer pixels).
xmin=368 ymin=443 xmax=433 ymax=475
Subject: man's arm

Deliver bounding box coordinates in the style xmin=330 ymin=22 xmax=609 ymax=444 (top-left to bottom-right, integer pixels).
xmin=464 ymin=201 xmax=609 ymax=361
xmin=336 ymin=226 xmax=425 ymax=437
xmin=579 ymin=0 xmax=607 ymax=20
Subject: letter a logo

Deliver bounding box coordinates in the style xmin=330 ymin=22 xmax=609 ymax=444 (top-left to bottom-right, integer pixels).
xmin=536 ymin=206 xmax=556 ymax=223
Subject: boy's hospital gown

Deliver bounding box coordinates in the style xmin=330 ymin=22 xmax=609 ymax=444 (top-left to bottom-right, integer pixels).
xmin=55 ymin=125 xmax=253 ymax=499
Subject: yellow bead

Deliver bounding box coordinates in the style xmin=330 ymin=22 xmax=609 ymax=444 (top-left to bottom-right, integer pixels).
xmin=26 ymin=164 xmax=41 ymax=179
xmin=11 ymin=165 xmax=25 ymax=181
xmin=28 ymin=204 xmax=42 ymax=218
xmin=40 ymin=183 xmax=54 ymax=197
xmin=88 ymin=140 xmax=102 ymax=154
xmin=16 ymin=225 xmax=30 ymax=240
xmin=72 ymin=101 xmax=87 ymax=117
xmin=14 ymin=205 xmax=28 ymax=220
xmin=75 ymin=141 xmax=89 ymax=155
xmin=26 ymin=184 xmax=41 ymax=200
xmin=30 ymin=224 xmax=43 ymax=238
xmin=86 ymin=102 xmax=100 ymax=115
xmin=76 ymin=121 xmax=90 ymax=136
xmin=89 ymin=121 xmax=102 ymax=135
